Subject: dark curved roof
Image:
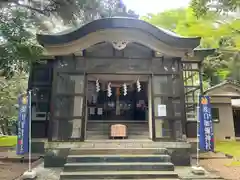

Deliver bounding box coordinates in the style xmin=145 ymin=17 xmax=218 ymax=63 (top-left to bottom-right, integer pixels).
xmin=37 ymin=17 xmax=201 ymax=49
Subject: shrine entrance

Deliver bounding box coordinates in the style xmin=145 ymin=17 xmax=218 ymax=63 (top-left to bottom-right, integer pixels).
xmin=86 ymin=74 xmax=150 ymax=139
xmin=87 ymin=74 xmax=148 ymax=122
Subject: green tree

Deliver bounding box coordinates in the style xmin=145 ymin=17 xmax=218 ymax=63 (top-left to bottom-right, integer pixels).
xmin=143 ymin=8 xmax=240 ymax=84
xmin=0 ymin=0 xmax=137 ymax=76
xmin=0 ymin=0 xmax=137 ymax=26
xmin=0 ymin=73 xmax=28 ymax=135
xmin=0 ymin=7 xmax=43 ymax=78
xmin=190 ymin=0 xmax=240 ymax=17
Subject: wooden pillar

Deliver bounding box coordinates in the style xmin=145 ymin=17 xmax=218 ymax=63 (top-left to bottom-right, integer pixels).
xmin=179 ymin=61 xmax=187 ymax=136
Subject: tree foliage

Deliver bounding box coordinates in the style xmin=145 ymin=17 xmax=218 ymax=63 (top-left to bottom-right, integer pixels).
xmin=0 ymin=0 xmax=137 ymax=77
xmin=190 ymin=0 xmax=240 ymax=17
xmin=0 ymin=73 xmax=28 ymax=135
xmin=0 ymin=7 xmax=43 ymax=78
xmin=0 ymin=0 xmax=138 ymax=29
xmin=143 ymin=8 xmax=240 ymax=85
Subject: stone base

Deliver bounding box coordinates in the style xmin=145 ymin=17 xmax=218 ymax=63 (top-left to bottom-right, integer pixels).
xmin=21 ymin=170 xmax=37 ymax=179
xmin=191 ymin=166 xmax=205 ymax=175
xmin=43 ymin=140 xmax=192 ymax=167
xmin=44 ymin=148 xmax=70 ymax=167
xmin=31 ymin=142 xmax=45 ymax=154
xmin=168 ymin=148 xmax=191 ymax=166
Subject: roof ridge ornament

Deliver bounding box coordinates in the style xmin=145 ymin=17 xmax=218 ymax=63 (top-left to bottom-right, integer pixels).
xmin=112 ymin=40 xmax=129 ymax=50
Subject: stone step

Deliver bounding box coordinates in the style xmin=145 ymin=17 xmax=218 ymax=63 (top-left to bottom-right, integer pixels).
xmin=86 ymin=135 xmax=149 ymax=140
xmin=87 ymin=127 xmax=149 ymax=132
xmin=86 ymin=131 xmax=149 ymax=136
xmin=87 ymin=123 xmax=148 ymax=129
xmin=86 ymin=129 xmax=149 ymax=132
xmin=87 ymin=124 xmax=148 ymax=126
xmin=60 ymin=171 xmax=179 ymax=179
xmin=86 ymin=130 xmax=149 ymax=134
xmin=69 ymin=148 xmax=168 ymax=155
xmin=64 ymin=162 xmax=174 ymax=172
xmin=67 ymin=154 xmax=171 ymax=163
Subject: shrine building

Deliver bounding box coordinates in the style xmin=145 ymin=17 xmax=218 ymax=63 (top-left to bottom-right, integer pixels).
xmin=29 ymin=17 xmax=214 ymax=170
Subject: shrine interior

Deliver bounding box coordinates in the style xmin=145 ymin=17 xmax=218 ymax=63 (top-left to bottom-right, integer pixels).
xmin=87 ymin=77 xmax=148 ymax=122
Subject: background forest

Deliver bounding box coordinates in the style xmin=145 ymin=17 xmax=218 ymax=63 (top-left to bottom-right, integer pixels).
xmin=0 ymin=0 xmax=239 ymax=134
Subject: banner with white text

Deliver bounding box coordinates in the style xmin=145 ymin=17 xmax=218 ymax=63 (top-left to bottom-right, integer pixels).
xmin=199 ymin=95 xmax=214 ymax=151
xmin=16 ymin=94 xmax=29 ymax=155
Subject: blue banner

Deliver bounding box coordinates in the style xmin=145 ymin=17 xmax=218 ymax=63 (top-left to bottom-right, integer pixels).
xmin=16 ymin=93 xmax=29 ymax=155
xmin=199 ymin=96 xmax=214 ymax=151
xmin=119 ymin=0 xmax=124 ymax=7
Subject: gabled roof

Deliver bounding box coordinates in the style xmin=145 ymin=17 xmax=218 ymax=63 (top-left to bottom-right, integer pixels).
xmin=204 ymin=80 xmax=240 ymax=97
xmin=37 ymin=17 xmax=201 ymax=49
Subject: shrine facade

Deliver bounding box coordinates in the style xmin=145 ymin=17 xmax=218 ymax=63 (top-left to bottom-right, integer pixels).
xmin=29 ymin=17 xmax=214 ymax=142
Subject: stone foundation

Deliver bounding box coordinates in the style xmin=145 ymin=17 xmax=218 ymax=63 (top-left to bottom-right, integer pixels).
xmin=44 ymin=148 xmax=70 ymax=167
xmin=168 ymin=148 xmax=191 ymax=166
xmin=42 ymin=140 xmax=192 ymax=167
xmin=32 ymin=142 xmax=45 ymax=154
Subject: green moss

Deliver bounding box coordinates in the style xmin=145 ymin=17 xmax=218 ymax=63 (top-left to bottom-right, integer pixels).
xmin=0 ymin=136 xmax=17 ymax=147
xmin=215 ymin=141 xmax=240 ymax=158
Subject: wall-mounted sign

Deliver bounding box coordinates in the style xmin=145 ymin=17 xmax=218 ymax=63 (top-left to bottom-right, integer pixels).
xmin=89 ymin=107 xmax=95 ymax=115
xmin=97 ymin=108 xmax=103 ymax=115
xmin=158 ymin=104 xmax=166 ymax=117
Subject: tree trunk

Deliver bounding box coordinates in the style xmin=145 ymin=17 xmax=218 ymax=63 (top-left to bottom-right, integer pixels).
xmin=0 ymin=124 xmax=6 ymax=135
xmin=3 ymin=118 xmax=9 ymax=135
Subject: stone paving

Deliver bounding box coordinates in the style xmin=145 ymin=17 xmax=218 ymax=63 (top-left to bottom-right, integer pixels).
xmin=45 ymin=140 xmax=191 ymax=149
xmin=16 ymin=162 xmax=63 ymax=180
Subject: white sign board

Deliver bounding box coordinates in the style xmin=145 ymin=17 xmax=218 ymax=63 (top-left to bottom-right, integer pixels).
xmin=158 ymin=104 xmax=167 ymax=117
xmin=97 ymin=108 xmax=103 ymax=115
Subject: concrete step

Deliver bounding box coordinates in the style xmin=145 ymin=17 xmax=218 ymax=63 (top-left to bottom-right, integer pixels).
xmin=60 ymin=171 xmax=178 ymax=179
xmin=87 ymin=127 xmax=149 ymax=132
xmin=86 ymin=135 xmax=149 ymax=140
xmin=86 ymin=131 xmax=149 ymax=136
xmin=67 ymin=154 xmax=171 ymax=163
xmin=64 ymin=162 xmax=174 ymax=172
xmin=69 ymin=148 xmax=168 ymax=155
xmin=86 ymin=129 xmax=149 ymax=132
xmin=62 ymin=179 xmax=180 ymax=180
xmin=87 ymin=123 xmax=148 ymax=129
xmin=86 ymin=131 xmax=149 ymax=133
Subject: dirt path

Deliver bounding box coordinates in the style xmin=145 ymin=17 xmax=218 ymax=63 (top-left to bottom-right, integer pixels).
xmin=0 ymin=161 xmax=29 ymax=180
xmin=200 ymin=159 xmax=240 ymax=180
xmin=0 ymin=148 xmax=42 ymax=180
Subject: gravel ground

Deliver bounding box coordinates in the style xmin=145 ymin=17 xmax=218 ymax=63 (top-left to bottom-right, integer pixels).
xmin=0 ymin=161 xmax=29 ymax=180
xmin=0 ymin=149 xmax=43 ymax=180
xmin=200 ymin=158 xmax=240 ymax=180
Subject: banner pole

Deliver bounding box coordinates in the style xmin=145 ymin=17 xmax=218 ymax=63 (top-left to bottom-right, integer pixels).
xmin=196 ymin=92 xmax=200 ymax=167
xmin=22 ymin=89 xmax=36 ymax=179
xmin=28 ymin=90 xmax=32 ymax=172
xmin=191 ymin=92 xmax=205 ymax=175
